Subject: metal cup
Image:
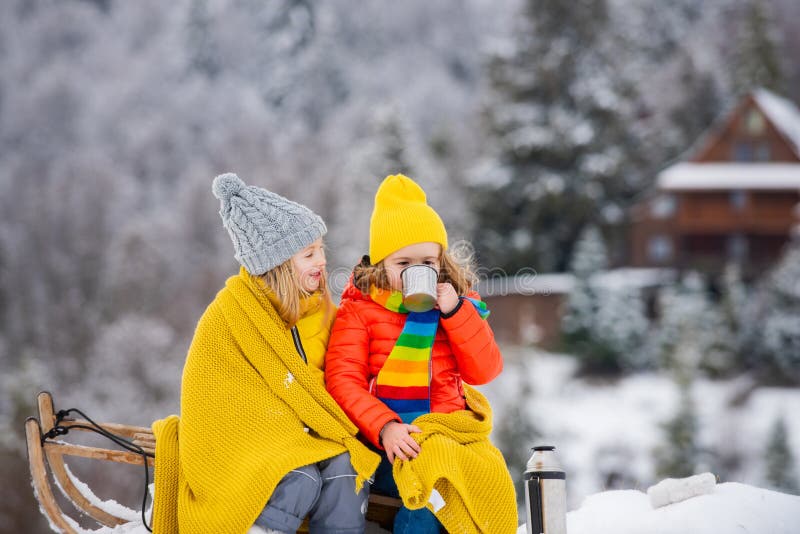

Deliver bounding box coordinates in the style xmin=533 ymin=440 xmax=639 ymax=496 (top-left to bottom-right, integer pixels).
xmin=400 ymin=264 xmax=439 ymax=312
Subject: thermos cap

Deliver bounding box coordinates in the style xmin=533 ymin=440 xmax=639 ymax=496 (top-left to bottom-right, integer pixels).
xmin=525 ymin=444 xmax=564 ymax=473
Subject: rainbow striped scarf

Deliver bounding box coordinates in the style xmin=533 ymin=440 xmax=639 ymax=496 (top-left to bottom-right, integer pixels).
xmin=369 ymin=286 xmax=489 ymax=423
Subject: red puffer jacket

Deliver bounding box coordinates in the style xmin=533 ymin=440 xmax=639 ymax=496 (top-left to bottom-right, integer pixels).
xmin=325 ymin=281 xmax=503 ymax=448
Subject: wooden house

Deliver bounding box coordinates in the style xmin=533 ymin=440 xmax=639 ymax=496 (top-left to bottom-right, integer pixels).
xmin=630 ymin=88 xmax=800 ymax=278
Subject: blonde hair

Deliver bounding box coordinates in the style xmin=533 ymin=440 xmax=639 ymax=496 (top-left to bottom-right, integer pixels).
xmin=353 ymin=244 xmax=477 ymax=296
xmin=252 ymin=260 xmax=332 ymax=328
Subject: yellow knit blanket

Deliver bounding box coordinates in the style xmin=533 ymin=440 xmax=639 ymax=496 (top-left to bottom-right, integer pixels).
xmin=392 ymin=385 xmax=518 ymax=534
xmin=151 ymin=269 xmax=380 ymax=534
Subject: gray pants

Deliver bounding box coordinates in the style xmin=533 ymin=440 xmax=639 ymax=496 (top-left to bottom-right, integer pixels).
xmin=254 ymin=452 xmax=368 ymax=534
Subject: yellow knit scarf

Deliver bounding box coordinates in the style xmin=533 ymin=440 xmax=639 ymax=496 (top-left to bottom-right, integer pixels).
xmin=151 ymin=269 xmax=379 ymax=534
xmin=392 ymin=385 xmax=518 ymax=534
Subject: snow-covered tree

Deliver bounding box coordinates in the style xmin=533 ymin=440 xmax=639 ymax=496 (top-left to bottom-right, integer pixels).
xmin=764 ymin=415 xmax=799 ymax=494
xmin=562 ymin=226 xmax=615 ymax=373
xmin=326 ymin=106 xmax=422 ymax=270
xmin=493 ymin=374 xmax=540 ymax=515
xmin=74 ymin=315 xmax=183 ymax=425
xmin=594 ymin=443 xmax=639 ymax=491
xmin=593 ymin=285 xmax=650 ymax=371
xmin=757 ymin=238 xmax=800 ymax=383
xmin=746 ymin=235 xmax=800 ymax=384
xmin=186 ymin=0 xmax=222 ymax=79
xmin=563 ymin=225 xmax=608 ymax=330
xmin=664 ymin=51 xmax=725 ymax=158
xmin=562 ymin=226 xmax=649 ymax=373
xmin=731 ymin=0 xmax=784 ymax=96
xmin=651 ymin=273 xmax=736 ymax=377
xmin=654 ymin=377 xmax=700 ymax=479
xmin=471 ymin=0 xmax=649 ymax=272
xmin=570 ymin=225 xmax=610 ymax=281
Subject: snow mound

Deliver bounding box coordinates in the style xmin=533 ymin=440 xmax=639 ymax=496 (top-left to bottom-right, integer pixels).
xmin=516 ymin=482 xmax=800 ymax=534
xmin=647 ymin=472 xmax=716 ymax=508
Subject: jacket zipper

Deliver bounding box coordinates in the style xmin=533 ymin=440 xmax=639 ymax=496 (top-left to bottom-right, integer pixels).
xmin=291 ymin=326 xmax=308 ymax=364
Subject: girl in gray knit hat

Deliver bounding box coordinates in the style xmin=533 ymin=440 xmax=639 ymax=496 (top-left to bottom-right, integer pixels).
xmin=152 ymin=173 xmax=380 ymax=534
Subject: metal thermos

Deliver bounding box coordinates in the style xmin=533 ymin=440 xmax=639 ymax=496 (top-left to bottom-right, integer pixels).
xmin=400 ymin=264 xmax=439 ymax=312
xmin=524 ymin=445 xmax=567 ymax=534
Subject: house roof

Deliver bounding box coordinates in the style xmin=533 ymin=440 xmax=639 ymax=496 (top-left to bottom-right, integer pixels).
xmin=687 ymin=88 xmax=800 ymax=163
xmin=658 ymin=162 xmax=800 ymax=191
xmin=754 ymin=88 xmax=800 ymax=157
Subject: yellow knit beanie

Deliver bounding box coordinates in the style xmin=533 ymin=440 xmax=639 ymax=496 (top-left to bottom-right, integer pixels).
xmin=369 ymin=174 xmax=448 ymax=264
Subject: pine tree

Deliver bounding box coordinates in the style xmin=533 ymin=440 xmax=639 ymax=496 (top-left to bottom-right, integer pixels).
xmin=562 ymin=226 xmax=649 ymax=373
xmin=493 ymin=377 xmax=540 ymax=513
xmin=563 ymin=225 xmax=607 ymax=330
xmin=562 ymin=226 xmax=611 ymax=372
xmin=765 ymin=415 xmax=800 ymax=494
xmin=652 ymin=273 xmax=736 ymax=376
xmin=731 ymin=0 xmax=784 ymax=96
xmin=721 ymin=263 xmax=751 ymax=371
xmin=471 ymin=0 xmax=648 ymax=272
xmin=328 ymin=106 xmax=421 ymax=268
xmin=755 ymin=236 xmax=800 ymax=383
xmin=654 ymin=372 xmax=700 ymax=479
xmin=187 ymin=0 xmax=221 ymax=79
xmin=666 ymin=50 xmax=723 ymax=158
xmin=593 ymin=284 xmax=650 ymax=371
xmin=568 ymin=225 xmax=609 ymax=281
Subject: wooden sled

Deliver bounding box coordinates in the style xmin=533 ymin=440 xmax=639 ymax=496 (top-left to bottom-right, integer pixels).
xmin=26 ymin=391 xmax=401 ymax=533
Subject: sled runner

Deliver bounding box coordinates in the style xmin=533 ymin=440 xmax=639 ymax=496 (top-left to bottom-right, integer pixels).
xmin=25 ymin=391 xmax=401 ymax=533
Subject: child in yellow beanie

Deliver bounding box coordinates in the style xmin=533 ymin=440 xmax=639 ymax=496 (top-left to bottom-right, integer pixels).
xmin=326 ymin=174 xmax=517 ymax=534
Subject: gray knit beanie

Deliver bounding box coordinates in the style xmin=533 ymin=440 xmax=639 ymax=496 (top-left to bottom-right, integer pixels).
xmin=212 ymin=173 xmax=327 ymax=275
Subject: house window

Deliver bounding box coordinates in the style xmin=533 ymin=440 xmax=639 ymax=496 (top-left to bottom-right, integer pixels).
xmin=730 ymin=190 xmax=747 ymax=211
xmin=755 ymin=142 xmax=771 ymax=161
xmin=650 ymin=194 xmax=677 ymax=219
xmin=733 ymin=142 xmax=753 ymax=161
xmin=727 ymin=234 xmax=748 ymax=261
xmin=647 ymin=235 xmax=673 ymax=263
xmin=744 ymin=109 xmax=766 ymax=135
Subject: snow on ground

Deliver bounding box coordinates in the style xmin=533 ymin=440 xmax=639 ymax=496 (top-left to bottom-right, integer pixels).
xmin=479 ymin=349 xmax=800 ymax=510
xmin=65 ymin=482 xmax=800 ymax=534
xmin=65 ymin=520 xmax=390 ymax=533
xmin=561 ymin=482 xmax=800 ymax=534
xmin=514 ymin=482 xmax=800 ymax=533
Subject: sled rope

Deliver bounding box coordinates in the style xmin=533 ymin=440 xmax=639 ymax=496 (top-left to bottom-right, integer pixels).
xmin=41 ymin=407 xmax=153 ymax=532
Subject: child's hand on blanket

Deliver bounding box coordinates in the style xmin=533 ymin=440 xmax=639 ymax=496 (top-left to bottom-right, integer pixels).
xmin=380 ymin=421 xmax=422 ymax=463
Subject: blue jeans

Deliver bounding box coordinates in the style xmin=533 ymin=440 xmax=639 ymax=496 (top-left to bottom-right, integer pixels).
xmin=255 ymin=452 xmax=368 ymax=534
xmin=371 ymin=453 xmax=442 ymax=534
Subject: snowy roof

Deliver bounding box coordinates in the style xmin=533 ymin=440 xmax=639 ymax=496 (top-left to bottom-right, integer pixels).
xmin=476 ymin=273 xmax=572 ymax=296
xmin=476 ymin=268 xmax=675 ymax=297
xmin=658 ymin=162 xmax=800 ymax=191
xmin=754 ymin=88 xmax=800 ymax=157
